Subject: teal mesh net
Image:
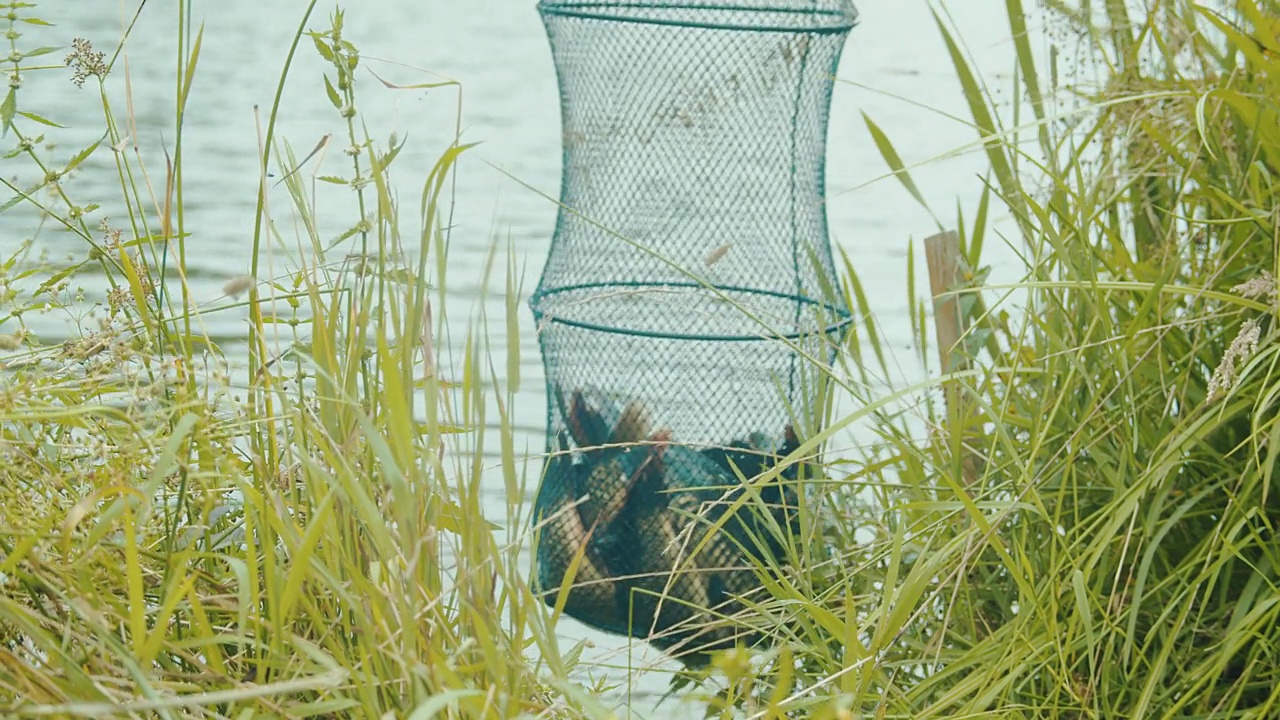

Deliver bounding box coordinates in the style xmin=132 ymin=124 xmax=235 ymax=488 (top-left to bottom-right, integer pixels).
xmin=529 ymin=0 xmax=856 ymax=661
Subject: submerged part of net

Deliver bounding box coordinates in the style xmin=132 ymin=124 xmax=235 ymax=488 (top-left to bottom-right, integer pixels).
xmin=529 ymin=0 xmax=856 ymax=661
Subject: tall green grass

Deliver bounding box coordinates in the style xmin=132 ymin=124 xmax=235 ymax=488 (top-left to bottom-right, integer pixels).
xmin=0 ymin=2 xmax=602 ymax=716
xmin=767 ymin=0 xmax=1280 ymax=716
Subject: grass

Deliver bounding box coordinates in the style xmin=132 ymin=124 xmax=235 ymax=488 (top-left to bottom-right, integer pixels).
xmin=810 ymin=0 xmax=1280 ymax=716
xmin=0 ymin=2 xmax=580 ymax=716
xmin=1 ymin=0 xmax=1279 ymax=717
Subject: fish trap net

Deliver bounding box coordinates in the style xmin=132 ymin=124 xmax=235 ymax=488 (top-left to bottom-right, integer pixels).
xmin=529 ymin=0 xmax=857 ymax=660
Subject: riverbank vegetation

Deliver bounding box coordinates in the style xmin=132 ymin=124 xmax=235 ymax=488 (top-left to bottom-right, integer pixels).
xmin=0 ymin=0 xmax=1277 ymax=717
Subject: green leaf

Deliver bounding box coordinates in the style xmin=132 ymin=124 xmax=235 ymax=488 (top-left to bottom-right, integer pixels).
xmin=862 ymin=111 xmax=930 ymax=213
xmin=0 ymin=88 xmax=15 ymax=136
xmin=323 ymin=73 xmax=342 ymax=109
xmin=1004 ymin=0 xmax=1050 ymax=157
xmin=34 ymin=261 xmax=84 ymax=296
xmin=62 ymin=134 xmax=105 ymax=174
xmin=18 ymin=110 xmax=65 ymax=128
xmin=21 ymin=45 xmax=61 ymax=58
xmin=310 ymin=34 xmax=335 ymax=63
xmin=933 ymin=9 xmax=1027 ymax=230
xmin=0 ymin=179 xmax=42 ymax=212
xmin=178 ymin=23 xmax=204 ymax=112
xmin=968 ymin=177 xmax=991 ymax=266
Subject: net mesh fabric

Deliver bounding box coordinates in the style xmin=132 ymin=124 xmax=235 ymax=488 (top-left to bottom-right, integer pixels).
xmin=529 ymin=0 xmax=856 ymax=653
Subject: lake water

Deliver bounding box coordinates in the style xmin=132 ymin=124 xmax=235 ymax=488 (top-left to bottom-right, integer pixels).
xmin=11 ymin=0 xmax=1038 ymax=714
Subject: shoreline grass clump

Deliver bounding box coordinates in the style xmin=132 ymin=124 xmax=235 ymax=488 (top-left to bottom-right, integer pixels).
xmin=0 ymin=2 xmax=605 ymax=716
xmin=757 ymin=0 xmax=1280 ymax=716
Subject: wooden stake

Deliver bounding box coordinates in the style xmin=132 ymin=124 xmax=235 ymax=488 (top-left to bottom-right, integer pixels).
xmin=925 ymin=230 xmax=977 ymax=486
xmin=925 ymin=231 xmax=967 ymax=375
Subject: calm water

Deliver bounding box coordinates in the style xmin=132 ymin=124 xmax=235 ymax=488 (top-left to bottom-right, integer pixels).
xmin=12 ymin=0 xmax=1034 ymax=714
